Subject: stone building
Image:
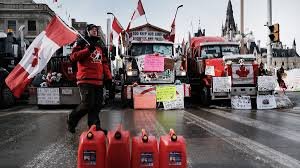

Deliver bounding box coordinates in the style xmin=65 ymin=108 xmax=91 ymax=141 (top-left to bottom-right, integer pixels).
xmin=0 ymin=0 xmax=55 ymax=43
xmin=258 ymin=40 xmax=300 ymax=70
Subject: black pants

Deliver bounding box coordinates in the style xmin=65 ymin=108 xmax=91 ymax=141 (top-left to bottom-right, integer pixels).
xmin=68 ymin=84 xmax=103 ymax=129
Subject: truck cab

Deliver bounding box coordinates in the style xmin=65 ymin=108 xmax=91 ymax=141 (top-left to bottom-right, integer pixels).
xmin=121 ymin=24 xmax=190 ymax=108
xmin=187 ymin=36 xmax=258 ymax=105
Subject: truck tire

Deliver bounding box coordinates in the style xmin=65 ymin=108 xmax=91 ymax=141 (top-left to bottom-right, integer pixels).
xmin=1 ymin=85 xmax=16 ymax=108
xmin=201 ymin=87 xmax=211 ymax=106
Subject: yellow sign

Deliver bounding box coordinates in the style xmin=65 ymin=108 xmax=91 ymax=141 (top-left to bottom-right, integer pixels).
xmin=156 ymin=85 xmax=176 ymax=102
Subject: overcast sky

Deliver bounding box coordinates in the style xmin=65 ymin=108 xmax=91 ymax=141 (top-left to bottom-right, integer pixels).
xmin=35 ymin=0 xmax=299 ymax=52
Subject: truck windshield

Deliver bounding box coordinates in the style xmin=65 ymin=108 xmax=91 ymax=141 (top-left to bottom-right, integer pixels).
xmin=221 ymin=45 xmax=240 ymax=56
xmin=131 ymin=43 xmax=173 ymax=56
xmin=201 ymin=45 xmax=239 ymax=58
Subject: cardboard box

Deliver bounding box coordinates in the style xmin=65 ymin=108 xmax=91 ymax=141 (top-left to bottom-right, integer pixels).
xmin=133 ymin=94 xmax=156 ymax=109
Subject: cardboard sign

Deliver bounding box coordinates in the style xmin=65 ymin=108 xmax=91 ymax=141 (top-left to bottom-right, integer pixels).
xmin=213 ymin=77 xmax=231 ymax=93
xmin=133 ymin=85 xmax=156 ymax=95
xmin=257 ymin=76 xmax=277 ymax=91
xmin=164 ymin=58 xmax=174 ymax=70
xmin=133 ymin=94 xmax=156 ymax=109
xmin=205 ymin=66 xmax=215 ymax=76
xmin=144 ymin=55 xmax=164 ymax=72
xmin=231 ymin=95 xmax=252 ymax=109
xmin=37 ymin=88 xmax=60 ymax=105
xmin=257 ymin=95 xmax=276 ymax=109
xmin=156 ymin=85 xmax=176 ymax=102
xmin=163 ymin=85 xmax=184 ymax=110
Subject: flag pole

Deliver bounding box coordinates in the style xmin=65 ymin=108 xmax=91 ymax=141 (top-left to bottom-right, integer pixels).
xmin=175 ymin=5 xmax=183 ymax=20
xmin=56 ymin=15 xmax=89 ymax=45
xmin=70 ymin=27 xmax=90 ymax=46
xmin=144 ymin=13 xmax=149 ymax=23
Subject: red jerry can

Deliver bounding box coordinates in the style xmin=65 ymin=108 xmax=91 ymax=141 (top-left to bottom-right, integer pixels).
xmin=131 ymin=129 xmax=159 ymax=168
xmin=77 ymin=125 xmax=106 ymax=168
xmin=159 ymin=129 xmax=187 ymax=168
xmin=106 ymin=125 xmax=131 ymax=168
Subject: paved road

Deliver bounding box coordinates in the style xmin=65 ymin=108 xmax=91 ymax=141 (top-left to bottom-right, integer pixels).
xmin=0 ymin=92 xmax=300 ymax=168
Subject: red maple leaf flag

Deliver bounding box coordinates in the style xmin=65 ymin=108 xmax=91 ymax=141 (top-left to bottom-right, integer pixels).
xmin=126 ymin=0 xmax=146 ymax=31
xmin=164 ymin=18 xmax=175 ymax=42
xmin=5 ymin=16 xmax=78 ymax=98
xmin=112 ymin=17 xmax=123 ymax=46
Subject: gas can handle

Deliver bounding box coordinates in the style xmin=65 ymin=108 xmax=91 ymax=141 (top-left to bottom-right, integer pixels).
xmin=141 ymin=129 xmax=148 ymax=143
xmin=89 ymin=125 xmax=97 ymax=132
xmin=114 ymin=124 xmax=123 ymax=139
xmin=169 ymin=129 xmax=177 ymax=142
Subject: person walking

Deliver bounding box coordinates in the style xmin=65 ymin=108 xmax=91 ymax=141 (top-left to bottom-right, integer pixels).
xmin=67 ymin=24 xmax=112 ymax=134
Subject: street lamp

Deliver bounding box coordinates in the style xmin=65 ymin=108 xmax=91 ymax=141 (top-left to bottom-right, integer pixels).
xmin=175 ymin=5 xmax=183 ymax=19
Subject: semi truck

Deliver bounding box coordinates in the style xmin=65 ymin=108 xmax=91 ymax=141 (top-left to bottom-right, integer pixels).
xmin=186 ymin=36 xmax=259 ymax=105
xmin=121 ymin=24 xmax=191 ymax=108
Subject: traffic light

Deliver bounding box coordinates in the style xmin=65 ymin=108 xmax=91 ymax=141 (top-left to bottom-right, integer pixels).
xmin=268 ymin=23 xmax=280 ymax=42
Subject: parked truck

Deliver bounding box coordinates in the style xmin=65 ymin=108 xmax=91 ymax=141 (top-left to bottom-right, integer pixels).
xmin=0 ymin=32 xmax=19 ymax=107
xmin=186 ymin=36 xmax=259 ymax=105
xmin=121 ymin=24 xmax=191 ymax=108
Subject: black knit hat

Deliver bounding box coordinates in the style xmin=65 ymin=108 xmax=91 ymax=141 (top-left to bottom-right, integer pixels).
xmin=87 ymin=24 xmax=98 ymax=31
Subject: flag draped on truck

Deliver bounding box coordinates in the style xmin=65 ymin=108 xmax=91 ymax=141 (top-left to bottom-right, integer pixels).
xmin=5 ymin=16 xmax=78 ymax=98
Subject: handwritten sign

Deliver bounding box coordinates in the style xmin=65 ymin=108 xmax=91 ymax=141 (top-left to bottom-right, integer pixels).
xmin=156 ymin=85 xmax=176 ymax=102
xmin=37 ymin=88 xmax=60 ymax=105
xmin=144 ymin=55 xmax=164 ymax=72
xmin=231 ymin=95 xmax=252 ymax=109
xmin=163 ymin=97 xmax=184 ymax=110
xmin=205 ymin=66 xmax=215 ymax=76
xmin=257 ymin=76 xmax=277 ymax=91
xmin=213 ymin=77 xmax=231 ymax=93
xmin=257 ymin=95 xmax=276 ymax=109
xmin=163 ymin=85 xmax=184 ymax=110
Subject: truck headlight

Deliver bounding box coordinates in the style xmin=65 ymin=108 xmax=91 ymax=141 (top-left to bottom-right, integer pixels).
xmin=127 ymin=70 xmax=138 ymax=76
xmin=176 ymin=70 xmax=186 ymax=76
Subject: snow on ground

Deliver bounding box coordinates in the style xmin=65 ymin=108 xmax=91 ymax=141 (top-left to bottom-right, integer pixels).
xmin=280 ymin=69 xmax=300 ymax=91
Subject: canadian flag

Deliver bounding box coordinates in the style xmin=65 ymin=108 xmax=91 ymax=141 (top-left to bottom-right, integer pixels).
xmin=164 ymin=19 xmax=175 ymax=42
xmin=126 ymin=0 xmax=146 ymax=31
xmin=112 ymin=17 xmax=123 ymax=46
xmin=5 ymin=16 xmax=78 ymax=98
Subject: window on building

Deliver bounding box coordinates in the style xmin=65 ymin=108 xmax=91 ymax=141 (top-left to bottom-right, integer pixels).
xmin=274 ymin=61 xmax=277 ymax=66
xmin=282 ymin=62 xmax=284 ymax=66
xmin=28 ymin=20 xmax=36 ymax=31
xmin=7 ymin=20 xmax=16 ymax=32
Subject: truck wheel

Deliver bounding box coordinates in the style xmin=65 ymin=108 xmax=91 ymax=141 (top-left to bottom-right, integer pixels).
xmin=1 ymin=85 xmax=16 ymax=107
xmin=201 ymin=87 xmax=211 ymax=106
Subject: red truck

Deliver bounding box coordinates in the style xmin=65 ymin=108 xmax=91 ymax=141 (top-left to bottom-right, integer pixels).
xmin=187 ymin=36 xmax=259 ymax=105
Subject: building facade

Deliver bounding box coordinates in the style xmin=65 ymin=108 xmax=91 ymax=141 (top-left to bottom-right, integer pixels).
xmin=258 ymin=40 xmax=300 ymax=70
xmin=0 ymin=0 xmax=55 ymax=43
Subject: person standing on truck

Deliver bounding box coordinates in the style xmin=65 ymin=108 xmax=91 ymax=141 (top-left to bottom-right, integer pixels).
xmin=67 ymin=24 xmax=112 ymax=134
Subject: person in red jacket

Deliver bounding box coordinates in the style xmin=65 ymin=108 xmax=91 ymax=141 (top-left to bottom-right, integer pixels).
xmin=67 ymin=24 xmax=112 ymax=134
